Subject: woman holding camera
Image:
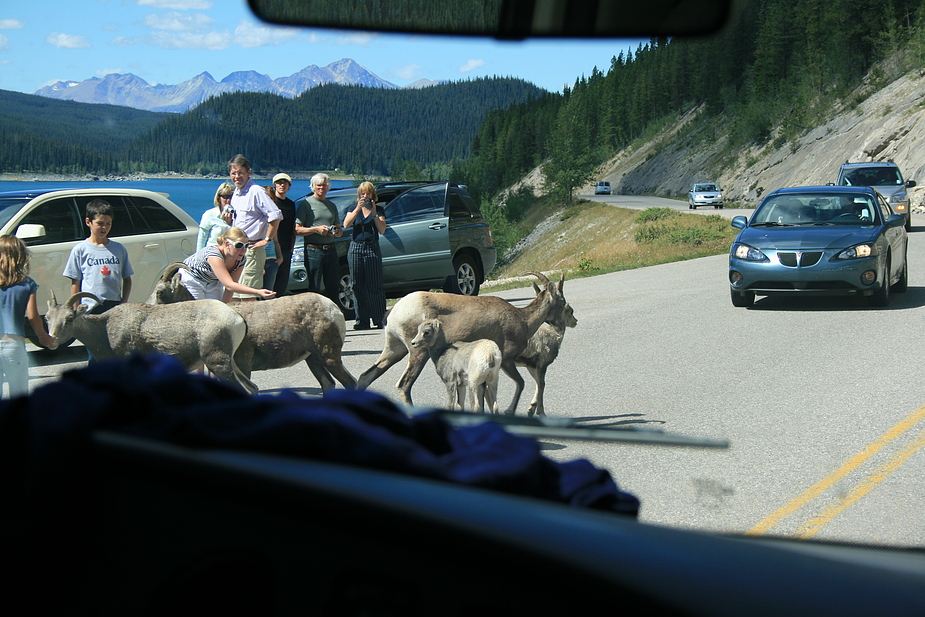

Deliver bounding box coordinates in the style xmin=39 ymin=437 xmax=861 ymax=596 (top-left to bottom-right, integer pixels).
xmin=342 ymin=181 xmax=387 ymax=330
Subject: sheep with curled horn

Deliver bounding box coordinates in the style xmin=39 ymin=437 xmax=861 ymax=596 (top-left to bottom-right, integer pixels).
xmin=516 ymin=281 xmax=578 ymax=417
xmin=357 ymin=271 xmax=568 ymax=415
xmin=153 ymin=280 xmax=356 ymax=392
xmin=146 ymin=262 xmax=195 ymax=304
xmin=44 ymin=291 xmax=257 ymax=393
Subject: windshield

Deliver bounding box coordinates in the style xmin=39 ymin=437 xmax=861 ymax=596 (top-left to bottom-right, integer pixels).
xmin=0 ymin=198 xmax=32 ymax=229
xmin=751 ymin=193 xmax=879 ymax=225
xmin=694 ymin=184 xmax=719 ymax=192
xmin=841 ymin=167 xmax=903 ymax=186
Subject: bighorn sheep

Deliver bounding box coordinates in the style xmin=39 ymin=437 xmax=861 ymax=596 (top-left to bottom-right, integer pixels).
xmin=44 ymin=292 xmax=257 ymax=393
xmin=357 ymin=272 xmax=567 ymax=414
xmin=152 ymin=271 xmax=356 ymax=392
xmin=411 ymin=318 xmax=501 ymax=414
xmin=229 ymin=293 xmax=357 ymax=391
xmin=516 ymin=284 xmax=578 ymax=417
xmin=146 ymin=262 xmax=194 ymax=304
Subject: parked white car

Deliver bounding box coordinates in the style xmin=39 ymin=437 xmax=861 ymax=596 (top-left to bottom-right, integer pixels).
xmin=0 ymin=188 xmax=198 ymax=346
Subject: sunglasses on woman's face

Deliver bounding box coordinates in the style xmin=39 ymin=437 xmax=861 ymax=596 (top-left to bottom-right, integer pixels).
xmin=229 ymin=241 xmax=252 ymax=250
xmin=220 ymin=194 xmax=232 ymax=200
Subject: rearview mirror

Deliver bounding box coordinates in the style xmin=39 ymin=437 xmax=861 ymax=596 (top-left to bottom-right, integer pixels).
xmin=247 ymin=0 xmax=734 ymax=38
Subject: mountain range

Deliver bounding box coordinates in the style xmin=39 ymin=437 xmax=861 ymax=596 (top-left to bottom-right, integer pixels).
xmin=33 ymin=58 xmax=446 ymax=113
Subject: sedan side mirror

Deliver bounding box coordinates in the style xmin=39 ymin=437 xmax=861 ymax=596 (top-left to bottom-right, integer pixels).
xmin=731 ymin=216 xmax=748 ymax=230
xmin=885 ymin=214 xmax=906 ymax=228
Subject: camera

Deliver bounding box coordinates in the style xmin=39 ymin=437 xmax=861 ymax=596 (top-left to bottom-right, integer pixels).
xmin=223 ymin=204 xmax=234 ymax=215
xmin=327 ymin=225 xmax=337 ymax=234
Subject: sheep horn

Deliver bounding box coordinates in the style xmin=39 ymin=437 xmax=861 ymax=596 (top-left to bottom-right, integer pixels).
xmin=522 ymin=271 xmax=550 ymax=285
xmin=162 ymin=262 xmax=190 ymax=281
xmin=50 ymin=289 xmax=58 ymax=306
xmin=65 ymin=292 xmax=102 ymax=309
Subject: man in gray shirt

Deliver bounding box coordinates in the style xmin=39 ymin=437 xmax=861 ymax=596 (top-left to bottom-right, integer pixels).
xmin=295 ymin=172 xmax=343 ymax=305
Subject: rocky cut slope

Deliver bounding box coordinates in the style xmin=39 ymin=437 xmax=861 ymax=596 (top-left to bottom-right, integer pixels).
xmin=583 ymin=67 xmax=925 ymax=211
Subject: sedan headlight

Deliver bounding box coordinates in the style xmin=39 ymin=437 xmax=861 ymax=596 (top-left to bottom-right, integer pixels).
xmin=834 ymin=243 xmax=877 ymax=260
xmin=890 ymin=191 xmax=907 ymax=203
xmin=731 ymin=243 xmax=767 ymax=261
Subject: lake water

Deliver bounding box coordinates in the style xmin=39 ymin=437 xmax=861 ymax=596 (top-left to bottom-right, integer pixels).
xmin=0 ymin=178 xmax=354 ymax=223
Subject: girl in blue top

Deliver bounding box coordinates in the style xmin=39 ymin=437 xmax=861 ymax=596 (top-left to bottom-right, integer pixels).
xmin=0 ymin=235 xmax=55 ymax=397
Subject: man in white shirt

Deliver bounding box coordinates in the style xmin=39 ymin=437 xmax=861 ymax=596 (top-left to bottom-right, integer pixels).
xmin=226 ymin=154 xmax=283 ymax=300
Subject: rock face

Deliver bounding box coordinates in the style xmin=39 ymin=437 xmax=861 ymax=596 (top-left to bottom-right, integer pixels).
xmin=575 ymin=70 xmax=925 ymax=210
xmin=34 ymin=59 xmax=400 ymax=112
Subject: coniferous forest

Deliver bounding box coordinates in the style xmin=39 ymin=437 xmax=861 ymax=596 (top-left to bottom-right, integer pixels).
xmin=5 ymin=0 xmax=925 ymax=206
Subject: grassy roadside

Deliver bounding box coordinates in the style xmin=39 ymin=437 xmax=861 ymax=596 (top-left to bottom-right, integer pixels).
xmin=484 ymin=201 xmax=740 ymax=291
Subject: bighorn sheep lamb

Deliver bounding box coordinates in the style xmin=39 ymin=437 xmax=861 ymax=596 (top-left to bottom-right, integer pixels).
xmin=516 ymin=283 xmax=578 ymax=417
xmin=229 ymin=293 xmax=357 ymax=391
xmin=411 ymin=318 xmax=502 ymax=414
xmin=44 ymin=292 xmax=257 ymax=393
xmin=152 ymin=273 xmax=356 ymax=392
xmin=146 ymin=262 xmax=194 ymax=304
xmin=357 ymin=271 xmax=568 ymax=414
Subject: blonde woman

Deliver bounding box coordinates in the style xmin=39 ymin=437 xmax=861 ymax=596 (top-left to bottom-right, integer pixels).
xmin=0 ymin=235 xmax=55 ymax=397
xmin=180 ymin=227 xmax=276 ymax=303
xmin=197 ymin=182 xmax=235 ymax=250
xmin=342 ymin=181 xmax=387 ymax=329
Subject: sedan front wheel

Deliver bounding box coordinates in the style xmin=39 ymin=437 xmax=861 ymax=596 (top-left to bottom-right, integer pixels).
xmin=730 ymin=289 xmax=755 ymax=308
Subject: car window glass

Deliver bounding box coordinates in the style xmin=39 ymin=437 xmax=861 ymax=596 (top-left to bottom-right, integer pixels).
xmin=129 ymin=196 xmax=187 ymax=233
xmin=72 ymin=195 xmax=138 ymax=238
xmin=878 ymin=195 xmax=893 ymax=219
xmin=385 ymin=185 xmax=445 ymax=223
xmin=20 ymin=197 xmax=82 ymax=246
xmin=448 ymin=190 xmax=473 ymax=219
xmin=0 ymin=198 xmax=33 ymax=229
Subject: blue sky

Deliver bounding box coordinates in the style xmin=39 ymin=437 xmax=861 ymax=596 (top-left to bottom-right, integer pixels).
xmin=0 ymin=0 xmax=645 ymax=96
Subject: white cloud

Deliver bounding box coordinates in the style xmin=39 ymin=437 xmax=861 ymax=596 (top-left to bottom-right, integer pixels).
xmin=0 ymin=34 xmax=8 ymax=50
xmin=393 ymin=64 xmax=423 ymax=81
xmin=143 ymin=11 xmax=214 ymax=32
xmin=149 ymin=29 xmax=232 ymax=49
xmin=459 ymin=59 xmax=485 ymax=73
xmin=46 ymin=32 xmax=91 ymax=49
xmin=233 ymin=20 xmax=300 ymax=48
xmin=0 ymin=18 xmax=24 ymax=29
xmin=137 ymin=0 xmax=212 ymax=9
xmin=336 ymin=31 xmax=376 ymax=46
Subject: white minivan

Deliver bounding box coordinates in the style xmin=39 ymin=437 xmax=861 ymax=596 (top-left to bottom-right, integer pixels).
xmin=0 ymin=188 xmax=198 ymax=346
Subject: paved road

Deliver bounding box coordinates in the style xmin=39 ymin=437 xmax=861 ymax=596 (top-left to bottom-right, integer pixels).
xmin=25 ymin=195 xmax=925 ymax=549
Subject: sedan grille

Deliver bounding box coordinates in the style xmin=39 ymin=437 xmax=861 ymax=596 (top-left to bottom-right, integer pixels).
xmin=777 ymin=251 xmax=823 ymax=267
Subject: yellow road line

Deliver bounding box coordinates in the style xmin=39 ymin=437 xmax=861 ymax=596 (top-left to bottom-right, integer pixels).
xmin=795 ymin=429 xmax=925 ymax=538
xmin=746 ymin=405 xmax=925 ymax=536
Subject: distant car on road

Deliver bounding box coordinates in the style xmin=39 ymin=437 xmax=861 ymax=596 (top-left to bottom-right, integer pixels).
xmin=289 ymin=182 xmax=496 ymax=318
xmin=0 ymin=188 xmax=198 ymax=346
xmin=834 ymin=160 xmax=915 ymax=230
xmin=688 ymin=182 xmax=724 ymax=209
xmin=728 ymin=186 xmax=908 ymax=308
xmin=594 ymin=181 xmax=612 ymax=195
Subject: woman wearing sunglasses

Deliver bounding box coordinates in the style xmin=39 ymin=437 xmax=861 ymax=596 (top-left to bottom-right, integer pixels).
xmin=197 ymin=182 xmax=235 ymax=251
xmin=180 ymin=226 xmax=277 ymax=302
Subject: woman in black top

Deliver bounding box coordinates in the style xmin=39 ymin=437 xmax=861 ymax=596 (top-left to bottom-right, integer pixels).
xmin=342 ymin=181 xmax=387 ymax=329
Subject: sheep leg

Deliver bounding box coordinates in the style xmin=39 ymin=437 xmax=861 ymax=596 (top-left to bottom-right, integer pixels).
xmin=324 ymin=357 xmax=357 ymax=389
xmin=394 ymin=347 xmax=430 ymax=406
xmin=444 ymin=380 xmax=459 ymax=410
xmin=305 ymin=355 xmax=337 ymax=392
xmin=500 ymin=360 xmax=525 ymax=415
xmin=357 ymin=330 xmax=408 ymax=390
xmin=525 ymin=365 xmax=546 ymax=417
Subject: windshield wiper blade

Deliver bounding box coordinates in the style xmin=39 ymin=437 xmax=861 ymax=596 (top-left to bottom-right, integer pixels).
xmin=750 ymin=221 xmax=793 ymax=227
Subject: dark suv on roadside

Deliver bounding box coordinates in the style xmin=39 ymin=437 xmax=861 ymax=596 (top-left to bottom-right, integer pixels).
xmin=835 ymin=160 xmax=916 ymax=230
xmin=289 ymin=182 xmax=496 ymax=318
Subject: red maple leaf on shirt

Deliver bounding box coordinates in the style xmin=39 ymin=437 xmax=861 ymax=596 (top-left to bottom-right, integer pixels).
xmin=100 ymin=265 xmax=111 ymax=276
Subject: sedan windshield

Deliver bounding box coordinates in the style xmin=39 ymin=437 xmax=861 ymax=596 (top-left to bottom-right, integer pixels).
xmin=751 ymin=194 xmax=879 ymax=225
xmin=693 ymin=184 xmax=718 ymax=192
